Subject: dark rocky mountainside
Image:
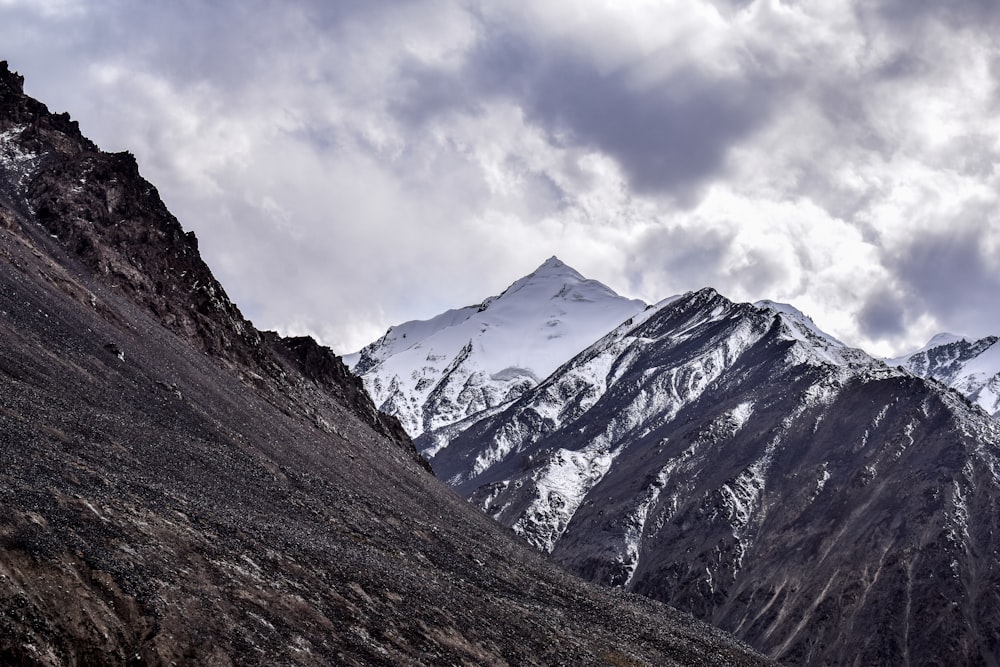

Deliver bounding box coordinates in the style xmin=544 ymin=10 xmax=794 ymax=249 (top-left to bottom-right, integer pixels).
xmin=420 ymin=288 xmax=1000 ymax=665
xmin=0 ymin=61 xmax=769 ymax=666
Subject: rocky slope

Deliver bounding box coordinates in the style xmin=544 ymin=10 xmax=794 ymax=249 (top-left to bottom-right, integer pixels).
xmin=891 ymin=333 xmax=1000 ymax=418
xmin=345 ymin=257 xmax=645 ymax=439
xmin=0 ymin=61 xmax=769 ymax=666
xmin=418 ymin=287 xmax=1000 ymax=665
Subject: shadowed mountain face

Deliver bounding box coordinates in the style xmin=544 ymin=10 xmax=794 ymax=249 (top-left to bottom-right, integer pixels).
xmin=0 ymin=62 xmax=769 ymax=666
xmin=420 ymin=288 xmax=1000 ymax=665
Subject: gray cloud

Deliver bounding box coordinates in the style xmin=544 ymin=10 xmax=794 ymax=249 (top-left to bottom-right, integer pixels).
xmin=889 ymin=220 xmax=1000 ymax=338
xmin=859 ymin=288 xmax=909 ymax=340
xmin=391 ymin=17 xmax=779 ymax=202
xmin=873 ymin=0 xmax=1000 ymax=30
xmin=628 ymin=223 xmax=735 ymax=294
xmin=519 ymin=59 xmax=774 ymax=201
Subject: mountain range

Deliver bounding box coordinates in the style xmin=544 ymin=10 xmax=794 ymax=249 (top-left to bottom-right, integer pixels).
xmin=351 ymin=259 xmax=1000 ymax=664
xmin=0 ymin=61 xmax=768 ymax=666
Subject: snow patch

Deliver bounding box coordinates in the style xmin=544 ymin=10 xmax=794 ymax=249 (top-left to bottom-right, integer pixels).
xmin=512 ymin=444 xmax=618 ymax=553
xmin=950 ymin=480 xmax=970 ymax=545
xmin=719 ymin=459 xmax=768 ymax=534
xmin=0 ymin=125 xmax=43 ymax=195
xmin=816 ymin=465 xmax=831 ymax=494
xmin=729 ymin=402 xmax=754 ymax=431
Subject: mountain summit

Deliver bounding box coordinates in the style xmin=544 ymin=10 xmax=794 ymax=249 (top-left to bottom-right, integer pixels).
xmin=345 ymin=256 xmax=645 ymax=438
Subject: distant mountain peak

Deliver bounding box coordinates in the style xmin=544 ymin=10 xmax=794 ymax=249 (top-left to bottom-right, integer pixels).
xmin=348 ymin=259 xmax=646 ymax=437
xmin=891 ymin=332 xmax=1000 ymax=417
xmin=495 ymin=256 xmax=594 ymax=301
xmin=516 ymin=257 xmax=578 ymax=281
xmin=921 ymin=332 xmax=971 ymax=351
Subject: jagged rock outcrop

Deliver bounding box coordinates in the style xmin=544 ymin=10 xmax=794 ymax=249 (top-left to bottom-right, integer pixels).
xmin=0 ymin=61 xmax=768 ymax=666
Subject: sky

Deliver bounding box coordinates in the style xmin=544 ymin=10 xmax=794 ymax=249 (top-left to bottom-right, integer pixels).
xmin=1 ymin=0 xmax=998 ymax=357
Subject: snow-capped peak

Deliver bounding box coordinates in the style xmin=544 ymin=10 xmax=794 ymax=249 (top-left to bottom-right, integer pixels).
xmin=533 ymin=255 xmax=577 ymax=277
xmin=493 ymin=256 xmax=621 ymax=306
xmin=755 ymin=300 xmax=844 ymax=346
xmin=348 ymin=257 xmax=647 ymax=437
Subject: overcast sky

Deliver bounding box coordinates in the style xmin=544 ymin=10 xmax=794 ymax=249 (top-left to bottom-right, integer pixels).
xmin=2 ymin=0 xmax=998 ymax=357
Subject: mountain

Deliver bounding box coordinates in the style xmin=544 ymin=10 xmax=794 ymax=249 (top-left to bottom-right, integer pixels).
xmin=0 ymin=61 xmax=769 ymax=665
xmin=345 ymin=256 xmax=645 ymax=439
xmin=415 ymin=286 xmax=1000 ymax=665
xmin=890 ymin=333 xmax=1000 ymax=418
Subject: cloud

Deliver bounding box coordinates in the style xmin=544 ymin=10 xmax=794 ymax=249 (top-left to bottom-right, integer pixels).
xmin=2 ymin=0 xmax=999 ymax=357
xmin=391 ymin=3 xmax=780 ymax=201
xmin=889 ymin=219 xmax=1000 ymax=337
xmin=628 ymin=221 xmax=735 ymax=293
xmin=512 ymin=54 xmax=775 ymax=201
xmin=0 ymin=0 xmax=85 ymax=18
xmin=872 ymin=0 xmax=1000 ymax=31
xmin=858 ymin=288 xmax=909 ymax=340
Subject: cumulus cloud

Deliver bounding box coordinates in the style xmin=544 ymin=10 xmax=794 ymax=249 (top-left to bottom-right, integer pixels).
xmin=1 ymin=0 xmax=998 ymax=357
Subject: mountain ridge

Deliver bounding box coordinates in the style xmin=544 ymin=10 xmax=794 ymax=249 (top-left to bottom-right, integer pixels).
xmin=400 ymin=281 xmax=1000 ymax=664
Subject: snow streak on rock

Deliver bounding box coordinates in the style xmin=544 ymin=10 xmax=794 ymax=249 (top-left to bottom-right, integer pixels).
xmin=618 ymin=401 xmax=756 ymax=587
xmin=513 ymin=445 xmax=618 ymax=553
xmin=0 ymin=125 xmax=42 ymax=197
